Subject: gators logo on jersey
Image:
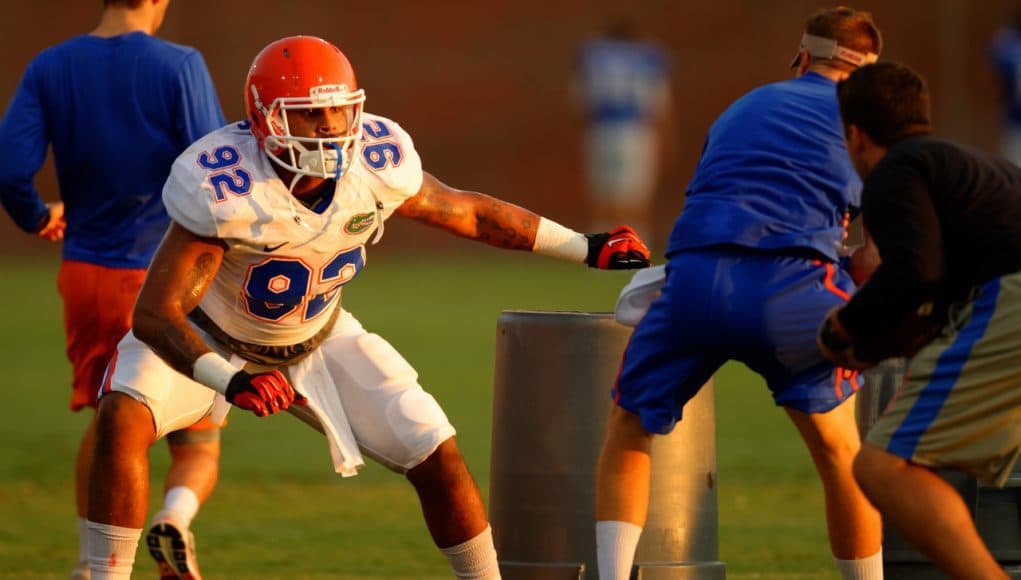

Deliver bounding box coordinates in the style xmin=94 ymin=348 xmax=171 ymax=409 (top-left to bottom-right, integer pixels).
xmin=344 ymin=212 xmax=376 ymax=235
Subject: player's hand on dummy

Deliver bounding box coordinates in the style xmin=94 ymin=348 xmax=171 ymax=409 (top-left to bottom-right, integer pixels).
xmin=816 ymin=307 xmax=872 ymax=370
xmin=225 ymin=369 xmax=307 ymax=417
xmin=35 ymin=202 xmax=66 ymax=242
xmin=585 ymin=225 xmax=652 ymax=270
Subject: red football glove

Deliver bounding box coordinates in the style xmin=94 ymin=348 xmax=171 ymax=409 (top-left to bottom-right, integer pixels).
xmin=225 ymin=369 xmax=305 ymax=417
xmin=585 ymin=225 xmax=652 ymax=270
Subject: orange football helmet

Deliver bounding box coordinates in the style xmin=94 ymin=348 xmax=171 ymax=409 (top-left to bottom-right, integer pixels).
xmin=245 ymin=36 xmax=366 ymax=180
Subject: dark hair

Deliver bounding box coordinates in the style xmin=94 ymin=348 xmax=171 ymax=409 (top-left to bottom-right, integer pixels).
xmin=837 ymin=61 xmax=933 ymax=147
xmin=805 ymin=6 xmax=882 ymax=69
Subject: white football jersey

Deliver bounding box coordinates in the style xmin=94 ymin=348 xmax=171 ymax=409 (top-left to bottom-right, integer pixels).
xmin=163 ymin=113 xmax=423 ymax=346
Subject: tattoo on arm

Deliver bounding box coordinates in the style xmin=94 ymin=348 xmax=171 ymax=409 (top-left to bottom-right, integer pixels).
xmin=157 ymin=324 xmax=207 ymax=377
xmin=184 ymin=252 xmax=219 ymax=307
xmin=145 ymin=250 xmax=222 ymax=377
xmin=475 ymin=200 xmax=533 ymax=249
xmin=401 ymin=173 xmax=539 ymax=249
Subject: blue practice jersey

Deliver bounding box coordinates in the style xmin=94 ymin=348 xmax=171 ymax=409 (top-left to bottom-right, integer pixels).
xmin=575 ymin=38 xmax=671 ymax=125
xmin=0 ymin=32 xmax=225 ymax=268
xmin=991 ymin=28 xmax=1021 ymax=127
xmin=667 ymin=72 xmax=860 ymax=262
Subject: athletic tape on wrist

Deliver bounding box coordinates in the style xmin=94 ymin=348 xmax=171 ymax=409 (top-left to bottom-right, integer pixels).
xmin=532 ymin=217 xmax=588 ymax=263
xmin=193 ymin=352 xmax=238 ymax=395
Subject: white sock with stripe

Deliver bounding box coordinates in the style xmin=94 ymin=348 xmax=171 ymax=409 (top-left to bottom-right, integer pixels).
xmin=86 ymin=520 xmax=141 ymax=580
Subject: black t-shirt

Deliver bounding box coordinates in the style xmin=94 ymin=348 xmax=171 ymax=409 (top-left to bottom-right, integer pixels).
xmin=839 ymin=135 xmax=1021 ymax=341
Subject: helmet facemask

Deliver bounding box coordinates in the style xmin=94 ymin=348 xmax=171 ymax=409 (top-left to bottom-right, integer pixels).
xmin=250 ymin=83 xmax=366 ymax=181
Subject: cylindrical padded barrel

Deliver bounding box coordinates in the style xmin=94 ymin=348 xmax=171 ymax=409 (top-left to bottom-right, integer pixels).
xmin=489 ymin=311 xmax=724 ymax=579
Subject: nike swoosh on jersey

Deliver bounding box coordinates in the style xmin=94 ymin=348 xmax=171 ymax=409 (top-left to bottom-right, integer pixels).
xmin=263 ymin=242 xmax=288 ymax=252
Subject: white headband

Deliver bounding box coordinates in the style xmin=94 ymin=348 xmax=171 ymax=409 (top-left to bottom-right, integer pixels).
xmin=790 ymin=33 xmax=878 ymax=68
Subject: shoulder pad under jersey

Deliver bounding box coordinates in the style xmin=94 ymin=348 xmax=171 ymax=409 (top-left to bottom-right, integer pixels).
xmin=163 ymin=122 xmax=265 ymax=237
xmin=356 ymin=112 xmax=424 ymax=200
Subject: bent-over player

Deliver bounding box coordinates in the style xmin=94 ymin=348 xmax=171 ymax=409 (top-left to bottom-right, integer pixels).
xmin=820 ymin=61 xmax=1021 ymax=580
xmin=595 ymin=7 xmax=884 ymax=580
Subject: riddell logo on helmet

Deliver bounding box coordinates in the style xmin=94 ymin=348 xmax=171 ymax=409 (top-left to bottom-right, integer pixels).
xmin=310 ymin=84 xmax=351 ymax=104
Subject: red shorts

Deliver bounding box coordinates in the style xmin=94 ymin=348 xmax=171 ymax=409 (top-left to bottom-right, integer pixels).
xmin=58 ymin=261 xmax=217 ymax=430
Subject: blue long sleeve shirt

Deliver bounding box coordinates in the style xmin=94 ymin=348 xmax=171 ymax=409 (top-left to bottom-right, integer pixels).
xmin=0 ymin=32 xmax=225 ymax=268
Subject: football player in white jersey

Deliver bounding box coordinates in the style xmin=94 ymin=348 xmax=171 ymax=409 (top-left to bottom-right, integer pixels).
xmin=83 ymin=35 xmax=651 ymax=579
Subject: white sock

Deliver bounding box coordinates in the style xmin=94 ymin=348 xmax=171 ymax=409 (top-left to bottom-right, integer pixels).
xmin=76 ymin=516 xmax=90 ymax=566
xmin=159 ymin=486 xmax=200 ymax=527
xmin=596 ymin=520 xmax=642 ymax=580
xmin=86 ymin=521 xmax=141 ymax=580
xmin=835 ymin=549 xmax=883 ymax=580
xmin=439 ymin=525 xmax=501 ymax=579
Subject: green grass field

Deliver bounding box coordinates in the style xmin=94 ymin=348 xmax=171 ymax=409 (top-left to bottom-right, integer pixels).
xmin=0 ymin=248 xmax=838 ymax=579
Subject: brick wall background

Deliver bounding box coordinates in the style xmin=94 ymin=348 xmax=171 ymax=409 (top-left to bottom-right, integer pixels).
xmin=1 ymin=0 xmax=1017 ymax=253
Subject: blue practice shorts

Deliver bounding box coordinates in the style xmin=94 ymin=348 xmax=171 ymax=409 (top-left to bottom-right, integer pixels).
xmin=614 ymin=247 xmax=860 ymax=435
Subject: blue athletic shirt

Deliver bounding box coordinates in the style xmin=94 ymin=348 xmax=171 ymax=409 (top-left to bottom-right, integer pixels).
xmin=0 ymin=32 xmax=225 ymax=268
xmin=575 ymin=38 xmax=671 ymax=125
xmin=991 ymin=28 xmax=1021 ymax=126
xmin=667 ymin=72 xmax=861 ymax=262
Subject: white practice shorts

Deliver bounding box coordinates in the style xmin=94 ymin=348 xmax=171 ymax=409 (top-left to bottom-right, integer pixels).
xmin=103 ymin=309 xmax=456 ymax=473
xmin=584 ymin=121 xmax=658 ymax=205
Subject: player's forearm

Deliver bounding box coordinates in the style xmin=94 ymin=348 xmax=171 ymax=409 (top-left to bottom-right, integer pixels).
xmin=132 ymin=241 xmax=223 ymax=379
xmin=0 ymin=96 xmax=51 ymax=233
xmin=444 ymin=191 xmax=590 ymax=260
xmin=470 ymin=193 xmax=540 ymax=250
xmin=841 ymin=243 xmax=881 ymax=285
xmin=399 ymin=183 xmax=539 ymax=250
xmin=0 ymin=184 xmax=49 ymax=233
xmin=400 ymin=173 xmax=618 ymax=265
xmin=134 ymin=308 xmax=214 ymax=378
xmin=455 ymin=191 xmax=652 ymax=267
xmin=133 ymin=282 xmax=217 ymax=379
xmin=836 ymin=266 xmax=937 ymax=341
